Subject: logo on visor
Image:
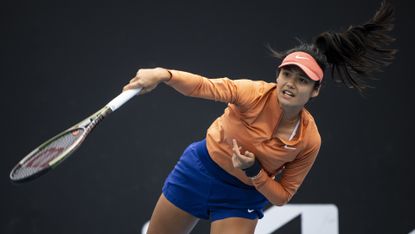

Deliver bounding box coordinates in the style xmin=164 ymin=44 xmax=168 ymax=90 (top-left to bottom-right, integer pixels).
xmin=295 ymin=55 xmax=310 ymax=60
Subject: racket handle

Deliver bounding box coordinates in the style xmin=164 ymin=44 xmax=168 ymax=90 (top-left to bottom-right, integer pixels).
xmin=106 ymin=88 xmax=142 ymax=111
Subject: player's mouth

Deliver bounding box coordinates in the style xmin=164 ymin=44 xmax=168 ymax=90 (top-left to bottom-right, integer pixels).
xmin=282 ymin=90 xmax=295 ymax=98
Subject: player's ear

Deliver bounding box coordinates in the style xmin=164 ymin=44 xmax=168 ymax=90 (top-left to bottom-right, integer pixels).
xmin=311 ymin=85 xmax=320 ymax=98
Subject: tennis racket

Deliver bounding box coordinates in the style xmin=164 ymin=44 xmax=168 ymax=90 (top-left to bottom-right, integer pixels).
xmin=9 ymin=88 xmax=142 ymax=183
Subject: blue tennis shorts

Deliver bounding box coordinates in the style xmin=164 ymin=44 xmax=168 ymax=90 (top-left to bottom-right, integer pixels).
xmin=162 ymin=139 xmax=268 ymax=221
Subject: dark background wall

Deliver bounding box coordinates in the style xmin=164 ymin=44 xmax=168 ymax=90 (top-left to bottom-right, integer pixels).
xmin=1 ymin=0 xmax=414 ymax=233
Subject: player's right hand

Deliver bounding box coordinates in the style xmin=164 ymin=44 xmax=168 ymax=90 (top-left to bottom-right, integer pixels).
xmin=123 ymin=67 xmax=171 ymax=95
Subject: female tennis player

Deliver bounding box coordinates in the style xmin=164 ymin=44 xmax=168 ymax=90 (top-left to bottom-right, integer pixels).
xmin=124 ymin=1 xmax=396 ymax=233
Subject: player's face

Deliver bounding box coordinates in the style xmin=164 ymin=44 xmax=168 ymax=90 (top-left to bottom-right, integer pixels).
xmin=276 ymin=66 xmax=320 ymax=109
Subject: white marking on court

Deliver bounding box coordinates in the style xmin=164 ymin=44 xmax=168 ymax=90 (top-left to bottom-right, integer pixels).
xmin=255 ymin=204 xmax=338 ymax=234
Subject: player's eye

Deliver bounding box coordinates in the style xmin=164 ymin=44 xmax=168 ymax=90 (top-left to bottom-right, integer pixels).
xmin=299 ymin=77 xmax=309 ymax=84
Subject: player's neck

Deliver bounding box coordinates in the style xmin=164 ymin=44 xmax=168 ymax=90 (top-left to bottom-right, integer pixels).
xmin=281 ymin=108 xmax=301 ymax=125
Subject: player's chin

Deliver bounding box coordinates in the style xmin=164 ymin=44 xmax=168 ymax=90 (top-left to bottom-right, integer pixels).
xmin=280 ymin=94 xmax=309 ymax=107
xmin=278 ymin=94 xmax=296 ymax=106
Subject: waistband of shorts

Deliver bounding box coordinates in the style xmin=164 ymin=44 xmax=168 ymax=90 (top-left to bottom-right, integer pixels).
xmin=193 ymin=139 xmax=255 ymax=190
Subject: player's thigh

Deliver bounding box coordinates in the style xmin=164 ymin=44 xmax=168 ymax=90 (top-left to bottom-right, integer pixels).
xmin=147 ymin=194 xmax=199 ymax=234
xmin=210 ymin=217 xmax=258 ymax=234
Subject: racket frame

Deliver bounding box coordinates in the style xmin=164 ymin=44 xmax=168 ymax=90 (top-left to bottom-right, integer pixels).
xmin=10 ymin=88 xmax=141 ymax=183
xmin=9 ymin=106 xmax=112 ymax=183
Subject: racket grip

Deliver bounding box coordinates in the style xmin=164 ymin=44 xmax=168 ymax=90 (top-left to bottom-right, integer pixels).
xmin=106 ymin=88 xmax=142 ymax=111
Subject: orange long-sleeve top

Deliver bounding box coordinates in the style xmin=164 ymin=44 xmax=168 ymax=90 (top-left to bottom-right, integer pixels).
xmin=166 ymin=70 xmax=321 ymax=206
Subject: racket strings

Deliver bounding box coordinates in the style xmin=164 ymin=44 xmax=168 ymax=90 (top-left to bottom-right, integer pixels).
xmin=11 ymin=129 xmax=85 ymax=180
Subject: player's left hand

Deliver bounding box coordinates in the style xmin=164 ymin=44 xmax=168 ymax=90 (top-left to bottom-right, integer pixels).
xmin=231 ymin=139 xmax=255 ymax=170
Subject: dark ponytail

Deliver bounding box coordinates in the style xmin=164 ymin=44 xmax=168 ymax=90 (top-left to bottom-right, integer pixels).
xmin=313 ymin=0 xmax=397 ymax=92
xmin=270 ymin=1 xmax=397 ymax=93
